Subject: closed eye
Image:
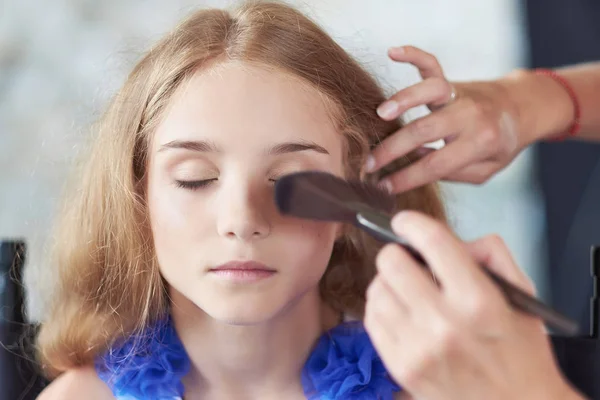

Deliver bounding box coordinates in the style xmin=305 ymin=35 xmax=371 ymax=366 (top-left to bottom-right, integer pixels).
xmin=176 ymin=178 xmax=278 ymax=190
xmin=175 ymin=179 xmax=217 ymax=190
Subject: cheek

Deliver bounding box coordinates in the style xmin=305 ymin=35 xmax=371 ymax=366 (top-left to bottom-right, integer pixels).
xmin=286 ymin=221 xmax=340 ymax=269
xmin=149 ymin=180 xmax=189 ymax=231
xmin=148 ymin=171 xmax=211 ymax=237
xmin=147 ymin=176 xmax=211 ymax=275
xmin=149 ymin=187 xmax=182 ymax=246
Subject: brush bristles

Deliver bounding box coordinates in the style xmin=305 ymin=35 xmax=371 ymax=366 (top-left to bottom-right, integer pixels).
xmin=274 ymin=171 xmax=395 ymax=222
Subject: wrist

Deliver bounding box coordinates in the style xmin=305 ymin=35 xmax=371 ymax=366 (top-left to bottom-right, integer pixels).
xmin=499 ymin=68 xmax=576 ymax=143
xmin=555 ymin=384 xmax=588 ymax=400
xmin=539 ymin=378 xmax=588 ymax=400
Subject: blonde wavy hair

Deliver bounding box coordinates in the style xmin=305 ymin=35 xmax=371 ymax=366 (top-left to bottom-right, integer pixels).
xmin=37 ymin=0 xmax=446 ymax=378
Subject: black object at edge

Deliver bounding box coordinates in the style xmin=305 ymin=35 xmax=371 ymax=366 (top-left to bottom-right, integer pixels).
xmin=1 ymin=240 xmax=48 ymax=400
xmin=551 ymin=245 xmax=600 ymax=399
xmin=591 ymin=246 xmax=600 ymax=339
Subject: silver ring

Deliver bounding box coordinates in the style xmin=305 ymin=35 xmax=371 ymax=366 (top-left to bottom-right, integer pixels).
xmin=430 ymin=84 xmax=457 ymax=111
xmin=446 ymin=85 xmax=457 ymax=105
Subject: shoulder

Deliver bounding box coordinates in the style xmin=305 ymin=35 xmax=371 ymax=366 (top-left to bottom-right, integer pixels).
xmin=37 ymin=366 xmax=114 ymax=400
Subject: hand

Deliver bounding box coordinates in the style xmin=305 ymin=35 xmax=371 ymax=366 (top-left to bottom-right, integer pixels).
xmin=366 ymin=46 xmax=533 ymax=193
xmin=364 ymin=211 xmax=584 ymax=400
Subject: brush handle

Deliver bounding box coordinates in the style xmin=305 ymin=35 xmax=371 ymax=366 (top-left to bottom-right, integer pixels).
xmin=356 ymin=211 xmax=580 ymax=336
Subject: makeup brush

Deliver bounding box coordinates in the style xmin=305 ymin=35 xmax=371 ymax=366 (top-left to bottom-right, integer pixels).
xmin=274 ymin=171 xmax=579 ymax=336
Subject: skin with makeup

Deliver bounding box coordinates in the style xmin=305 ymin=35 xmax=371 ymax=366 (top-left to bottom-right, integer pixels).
xmin=34 ymin=2 xmax=585 ymax=400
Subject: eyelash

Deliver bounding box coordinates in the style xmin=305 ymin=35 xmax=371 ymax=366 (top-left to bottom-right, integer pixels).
xmin=175 ymin=179 xmax=216 ymax=190
xmin=175 ymin=178 xmax=279 ymax=191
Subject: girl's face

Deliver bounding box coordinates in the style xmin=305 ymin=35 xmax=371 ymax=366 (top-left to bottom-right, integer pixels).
xmin=147 ymin=62 xmax=345 ymax=324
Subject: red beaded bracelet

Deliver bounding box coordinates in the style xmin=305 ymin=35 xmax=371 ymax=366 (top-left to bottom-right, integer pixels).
xmin=533 ymin=68 xmax=581 ymax=141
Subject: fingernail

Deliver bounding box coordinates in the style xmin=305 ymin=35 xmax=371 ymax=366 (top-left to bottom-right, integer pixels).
xmin=389 ymin=46 xmax=405 ymax=55
xmin=378 ymin=179 xmax=393 ymax=194
xmin=391 ymin=210 xmax=413 ymax=228
xmin=364 ymin=155 xmax=375 ymax=172
xmin=377 ymin=101 xmax=398 ymax=119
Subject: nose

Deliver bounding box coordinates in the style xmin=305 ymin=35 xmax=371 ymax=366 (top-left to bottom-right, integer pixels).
xmin=216 ymin=181 xmax=271 ymax=241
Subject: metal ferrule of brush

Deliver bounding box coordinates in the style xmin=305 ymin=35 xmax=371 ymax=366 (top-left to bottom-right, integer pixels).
xmin=355 ymin=208 xmax=426 ymax=265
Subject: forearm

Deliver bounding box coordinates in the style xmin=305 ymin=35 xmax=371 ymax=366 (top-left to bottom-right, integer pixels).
xmin=501 ymin=62 xmax=600 ymax=143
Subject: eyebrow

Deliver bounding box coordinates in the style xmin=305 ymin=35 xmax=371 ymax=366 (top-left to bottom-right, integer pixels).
xmin=158 ymin=139 xmax=330 ymax=155
xmin=159 ymin=140 xmax=219 ymax=153
xmin=267 ymin=140 xmax=329 ymax=156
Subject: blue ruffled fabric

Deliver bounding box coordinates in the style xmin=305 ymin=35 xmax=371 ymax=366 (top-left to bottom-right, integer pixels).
xmin=95 ymin=317 xmax=190 ymax=399
xmin=302 ymin=321 xmax=401 ymax=399
xmin=95 ymin=317 xmax=401 ymax=399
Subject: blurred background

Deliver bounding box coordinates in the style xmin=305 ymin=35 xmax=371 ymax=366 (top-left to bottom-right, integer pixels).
xmin=1 ymin=0 xmax=599 ymax=347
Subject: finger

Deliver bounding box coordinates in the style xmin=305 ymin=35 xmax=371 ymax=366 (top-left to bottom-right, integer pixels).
xmin=376 ymin=243 xmax=440 ymax=313
xmin=443 ymin=161 xmax=501 ymax=185
xmin=377 ymin=77 xmax=453 ymax=120
xmin=368 ymin=101 xmax=468 ymax=173
xmin=466 ymin=235 xmax=536 ymax=295
xmin=365 ymin=275 xmax=408 ymax=343
xmin=364 ymin=304 xmax=417 ymax=392
xmin=364 ymin=307 xmax=403 ymax=379
xmin=388 ymin=46 xmax=444 ymax=80
xmin=428 ymin=83 xmax=457 ymax=111
xmin=381 ymin=134 xmax=490 ymax=194
xmin=391 ymin=211 xmax=496 ymax=303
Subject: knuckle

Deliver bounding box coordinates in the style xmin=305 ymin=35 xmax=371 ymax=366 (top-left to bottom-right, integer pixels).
xmin=471 ymin=172 xmax=488 ymax=185
xmin=421 ymin=154 xmax=445 ymax=178
xmin=403 ymin=45 xmax=418 ymax=54
xmin=481 ymin=169 xmax=495 ymax=182
xmin=419 ymin=222 xmax=447 ymax=248
xmin=484 ymin=234 xmax=505 ymax=249
xmin=462 ymin=291 xmax=495 ymax=324
xmin=394 ymin=360 xmax=428 ymax=388
xmin=432 ymin=76 xmax=450 ymax=91
xmin=433 ymin=319 xmax=460 ymax=354
xmin=409 ymin=118 xmax=435 ymax=141
xmin=476 ymin=127 xmax=499 ymax=150
xmin=422 ymin=51 xmax=439 ymax=67
xmin=468 ymin=99 xmax=486 ymax=118
xmin=465 ymin=99 xmax=491 ymax=125
xmin=377 ymin=136 xmax=402 ymax=163
xmin=430 ymin=77 xmax=451 ymax=99
xmin=401 ymin=367 xmax=424 ymax=388
xmin=391 ymin=90 xmax=409 ymax=108
xmin=408 ymin=119 xmax=427 ymax=138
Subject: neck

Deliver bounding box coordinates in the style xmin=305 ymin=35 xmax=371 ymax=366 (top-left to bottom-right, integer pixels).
xmin=171 ymin=288 xmax=340 ymax=399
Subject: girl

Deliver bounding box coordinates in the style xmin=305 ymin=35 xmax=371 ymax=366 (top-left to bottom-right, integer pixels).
xmin=36 ymin=2 xmax=444 ymax=399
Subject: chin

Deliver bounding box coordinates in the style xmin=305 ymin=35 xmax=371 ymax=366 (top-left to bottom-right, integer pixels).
xmin=204 ymin=303 xmax=283 ymax=326
xmin=192 ymin=290 xmax=289 ymax=325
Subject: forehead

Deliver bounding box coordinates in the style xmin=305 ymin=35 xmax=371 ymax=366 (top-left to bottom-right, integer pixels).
xmin=153 ymin=61 xmax=343 ymax=155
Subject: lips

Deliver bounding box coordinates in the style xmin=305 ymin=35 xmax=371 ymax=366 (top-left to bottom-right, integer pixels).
xmin=208 ymin=260 xmax=276 ymax=282
xmin=210 ymin=260 xmax=275 ymax=272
